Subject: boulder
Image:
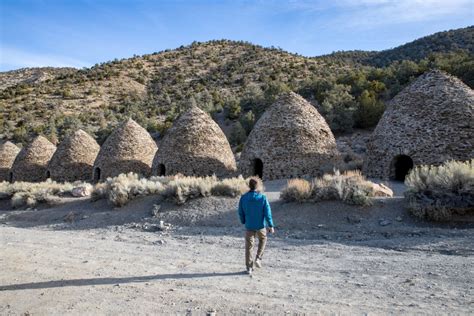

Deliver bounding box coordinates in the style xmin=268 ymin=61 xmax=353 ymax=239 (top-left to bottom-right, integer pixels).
xmin=72 ymin=186 xmax=92 ymax=197
xmin=370 ymin=183 xmax=393 ymax=197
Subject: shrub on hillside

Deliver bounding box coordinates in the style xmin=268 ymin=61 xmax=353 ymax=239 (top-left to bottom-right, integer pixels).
xmin=405 ymin=160 xmax=474 ymax=221
xmin=280 ymin=170 xmax=390 ymax=206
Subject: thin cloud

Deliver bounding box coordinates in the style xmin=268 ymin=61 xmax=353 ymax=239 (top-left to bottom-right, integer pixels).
xmin=0 ymin=47 xmax=90 ymax=71
xmin=287 ymin=0 xmax=473 ymax=27
xmin=340 ymin=0 xmax=473 ymax=27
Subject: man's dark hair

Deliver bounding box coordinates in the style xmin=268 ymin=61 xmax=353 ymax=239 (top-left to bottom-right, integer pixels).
xmin=249 ymin=178 xmax=258 ymax=191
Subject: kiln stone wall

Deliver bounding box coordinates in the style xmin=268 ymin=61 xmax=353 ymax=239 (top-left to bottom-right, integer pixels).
xmin=11 ymin=136 xmax=57 ymax=182
xmin=239 ymin=92 xmax=341 ymax=180
xmin=48 ymin=130 xmax=100 ymax=182
xmin=93 ymin=119 xmax=157 ymax=181
xmin=0 ymin=141 xmax=20 ymax=182
xmin=363 ymin=70 xmax=474 ymax=179
xmin=152 ymin=106 xmax=236 ymax=177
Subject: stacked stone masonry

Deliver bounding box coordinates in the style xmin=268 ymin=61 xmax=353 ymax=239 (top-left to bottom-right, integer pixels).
xmin=10 ymin=136 xmax=57 ymax=182
xmin=363 ymin=70 xmax=474 ymax=180
xmin=93 ymin=118 xmax=158 ymax=181
xmin=152 ymin=106 xmax=236 ymax=177
xmin=0 ymin=141 xmax=20 ymax=182
xmin=48 ymin=129 xmax=100 ymax=182
xmin=239 ymin=91 xmax=341 ymax=180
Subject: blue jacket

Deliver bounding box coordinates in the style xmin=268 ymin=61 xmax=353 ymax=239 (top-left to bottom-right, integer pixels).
xmin=238 ymin=190 xmax=274 ymax=230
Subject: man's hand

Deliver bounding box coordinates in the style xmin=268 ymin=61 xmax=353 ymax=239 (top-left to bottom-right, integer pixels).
xmin=267 ymin=227 xmax=274 ymax=234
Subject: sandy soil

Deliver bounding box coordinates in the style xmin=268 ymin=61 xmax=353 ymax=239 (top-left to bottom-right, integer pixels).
xmin=0 ymin=180 xmax=473 ymax=315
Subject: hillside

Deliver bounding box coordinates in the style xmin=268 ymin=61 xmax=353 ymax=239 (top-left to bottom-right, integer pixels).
xmin=323 ymin=26 xmax=474 ymax=66
xmin=0 ymin=40 xmax=359 ymax=144
xmin=0 ymin=67 xmax=76 ymax=91
xmin=1 ymin=27 xmax=473 ymax=147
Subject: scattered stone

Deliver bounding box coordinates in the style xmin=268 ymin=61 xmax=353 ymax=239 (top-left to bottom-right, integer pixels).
xmin=379 ymin=219 xmax=392 ymax=226
xmin=63 ymin=211 xmax=77 ymax=223
xmin=369 ymin=183 xmax=393 ymax=197
xmin=206 ymin=310 xmax=217 ymax=316
xmin=396 ymin=216 xmax=403 ymax=222
xmin=140 ymin=223 xmax=161 ymax=232
xmin=71 ymin=186 xmax=92 ymax=197
xmin=346 ymin=215 xmax=361 ymax=224
xmin=151 ymin=205 xmax=161 ymax=217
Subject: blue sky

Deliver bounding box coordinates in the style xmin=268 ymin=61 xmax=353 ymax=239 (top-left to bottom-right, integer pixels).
xmin=1 ymin=0 xmax=473 ymax=71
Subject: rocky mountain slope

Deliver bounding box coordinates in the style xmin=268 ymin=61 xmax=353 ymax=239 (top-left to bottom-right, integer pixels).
xmin=324 ymin=26 xmax=474 ymax=66
xmin=0 ymin=27 xmax=472 ymax=145
xmin=0 ymin=67 xmax=76 ymax=90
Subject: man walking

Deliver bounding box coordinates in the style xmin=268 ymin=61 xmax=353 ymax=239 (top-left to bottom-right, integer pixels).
xmin=238 ymin=178 xmax=274 ymax=274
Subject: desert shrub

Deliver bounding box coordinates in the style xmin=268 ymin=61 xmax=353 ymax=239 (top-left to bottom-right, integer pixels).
xmin=161 ymin=176 xmax=215 ymax=205
xmin=280 ymin=170 xmax=382 ymax=206
xmin=340 ymin=151 xmax=364 ymax=171
xmin=405 ymin=160 xmax=474 ymax=221
xmin=91 ymin=173 xmax=164 ymax=207
xmin=92 ymin=173 xmax=250 ymax=207
xmin=0 ymin=180 xmax=90 ymax=208
xmin=210 ymin=176 xmax=248 ymax=197
xmin=90 ymin=182 xmax=108 ymax=201
xmin=313 ymin=170 xmax=373 ymax=206
xmin=11 ymin=192 xmax=61 ymax=208
xmin=280 ymin=179 xmax=312 ymax=202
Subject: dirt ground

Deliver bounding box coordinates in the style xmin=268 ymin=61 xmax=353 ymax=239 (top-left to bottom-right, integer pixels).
xmin=0 ymin=180 xmax=473 ymax=315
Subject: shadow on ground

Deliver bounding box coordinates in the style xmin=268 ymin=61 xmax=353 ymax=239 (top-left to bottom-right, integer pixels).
xmin=0 ymin=271 xmax=245 ymax=292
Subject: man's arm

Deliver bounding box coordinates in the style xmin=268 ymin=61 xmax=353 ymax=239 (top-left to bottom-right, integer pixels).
xmin=263 ymin=196 xmax=274 ymax=230
xmin=238 ymin=196 xmax=245 ymax=225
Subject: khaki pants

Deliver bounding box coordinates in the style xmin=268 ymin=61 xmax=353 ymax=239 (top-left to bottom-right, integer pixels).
xmin=245 ymin=229 xmax=267 ymax=269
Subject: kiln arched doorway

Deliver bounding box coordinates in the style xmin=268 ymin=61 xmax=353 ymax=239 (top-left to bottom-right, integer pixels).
xmin=391 ymin=155 xmax=413 ymax=181
xmin=252 ymin=158 xmax=263 ymax=179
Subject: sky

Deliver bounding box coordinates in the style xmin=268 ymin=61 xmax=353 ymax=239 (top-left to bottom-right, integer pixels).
xmin=0 ymin=0 xmax=473 ymax=71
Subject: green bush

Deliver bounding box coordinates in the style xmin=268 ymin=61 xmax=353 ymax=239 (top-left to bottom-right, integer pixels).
xmin=405 ymin=160 xmax=474 ymax=221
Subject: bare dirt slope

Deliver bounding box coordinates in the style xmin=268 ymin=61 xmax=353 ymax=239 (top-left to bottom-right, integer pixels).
xmin=0 ymin=181 xmax=473 ymax=315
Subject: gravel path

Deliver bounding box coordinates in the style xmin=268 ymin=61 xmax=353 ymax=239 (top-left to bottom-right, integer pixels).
xmin=0 ymin=180 xmax=473 ymax=315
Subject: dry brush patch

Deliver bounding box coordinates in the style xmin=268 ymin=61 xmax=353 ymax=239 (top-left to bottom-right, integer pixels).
xmin=280 ymin=170 xmax=391 ymax=206
xmin=0 ymin=180 xmax=92 ymax=208
xmin=405 ymin=159 xmax=474 ymax=221
xmin=91 ymin=173 xmax=250 ymax=207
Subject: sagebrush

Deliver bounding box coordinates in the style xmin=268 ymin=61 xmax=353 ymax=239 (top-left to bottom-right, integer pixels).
xmin=0 ymin=180 xmax=91 ymax=208
xmin=405 ymin=160 xmax=474 ymax=221
xmin=280 ymin=170 xmax=390 ymax=206
xmin=92 ymin=173 xmax=250 ymax=207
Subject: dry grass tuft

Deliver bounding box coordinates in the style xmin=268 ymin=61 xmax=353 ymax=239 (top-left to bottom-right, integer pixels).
xmin=280 ymin=179 xmax=312 ymax=202
xmin=91 ymin=173 xmax=249 ymax=207
xmin=0 ymin=180 xmax=91 ymax=208
xmin=405 ymin=160 xmax=474 ymax=221
xmin=280 ymin=170 xmax=381 ymax=206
